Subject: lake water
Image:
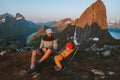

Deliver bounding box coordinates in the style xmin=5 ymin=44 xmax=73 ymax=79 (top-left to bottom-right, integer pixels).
xmin=109 ymin=30 xmax=120 ymax=40
xmin=26 ymin=32 xmax=37 ymax=43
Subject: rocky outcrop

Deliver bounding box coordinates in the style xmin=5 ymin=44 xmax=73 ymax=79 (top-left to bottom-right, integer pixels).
xmin=71 ymin=0 xmax=116 ymax=44
xmin=0 ymin=39 xmax=29 ymax=55
xmin=72 ymin=0 xmax=108 ymax=29
xmin=28 ymin=26 xmax=48 ymax=42
xmin=53 ymin=18 xmax=73 ymax=32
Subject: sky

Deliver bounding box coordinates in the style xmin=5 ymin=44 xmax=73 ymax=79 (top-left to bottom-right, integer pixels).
xmin=0 ymin=0 xmax=120 ymax=23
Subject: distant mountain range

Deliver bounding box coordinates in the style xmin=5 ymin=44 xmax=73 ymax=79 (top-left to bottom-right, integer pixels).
xmin=109 ymin=20 xmax=120 ymax=28
xmin=36 ymin=21 xmax=56 ymax=27
xmin=0 ymin=13 xmax=39 ymax=42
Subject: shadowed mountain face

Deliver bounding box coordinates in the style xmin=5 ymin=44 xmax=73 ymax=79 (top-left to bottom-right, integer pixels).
xmin=0 ymin=13 xmax=39 ymax=42
xmin=74 ymin=23 xmax=114 ymax=44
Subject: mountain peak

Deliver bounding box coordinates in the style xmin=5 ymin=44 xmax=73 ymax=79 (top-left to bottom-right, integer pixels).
xmin=3 ymin=13 xmax=13 ymax=17
xmin=72 ymin=0 xmax=108 ymax=29
xmin=0 ymin=13 xmax=13 ymax=18
xmin=97 ymin=0 xmax=102 ymax=1
xmin=16 ymin=13 xmax=25 ymax=20
xmin=0 ymin=13 xmax=13 ymax=23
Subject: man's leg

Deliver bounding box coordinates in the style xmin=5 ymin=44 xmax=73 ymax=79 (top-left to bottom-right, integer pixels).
xmin=38 ymin=48 xmax=52 ymax=63
xmin=27 ymin=49 xmax=40 ymax=74
xmin=30 ymin=50 xmax=40 ymax=69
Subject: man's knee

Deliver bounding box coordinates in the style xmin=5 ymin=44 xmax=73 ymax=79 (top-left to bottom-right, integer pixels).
xmin=44 ymin=49 xmax=52 ymax=55
xmin=32 ymin=50 xmax=39 ymax=56
xmin=42 ymin=48 xmax=47 ymax=53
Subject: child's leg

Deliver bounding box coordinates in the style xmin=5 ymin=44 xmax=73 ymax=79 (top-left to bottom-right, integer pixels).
xmin=54 ymin=55 xmax=63 ymax=69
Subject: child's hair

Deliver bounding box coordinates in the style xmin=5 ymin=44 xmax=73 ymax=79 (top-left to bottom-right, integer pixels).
xmin=66 ymin=42 xmax=74 ymax=50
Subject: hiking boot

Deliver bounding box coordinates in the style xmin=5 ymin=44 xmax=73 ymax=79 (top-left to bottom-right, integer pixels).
xmin=54 ymin=66 xmax=61 ymax=71
xmin=35 ymin=62 xmax=41 ymax=69
xmin=27 ymin=69 xmax=37 ymax=75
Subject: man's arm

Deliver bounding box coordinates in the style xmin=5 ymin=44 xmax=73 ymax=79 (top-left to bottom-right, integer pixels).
xmin=39 ymin=39 xmax=44 ymax=49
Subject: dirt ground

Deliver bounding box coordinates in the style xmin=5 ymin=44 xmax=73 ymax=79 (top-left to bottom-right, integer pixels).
xmin=0 ymin=49 xmax=120 ymax=80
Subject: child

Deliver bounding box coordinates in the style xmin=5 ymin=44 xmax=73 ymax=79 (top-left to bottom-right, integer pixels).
xmin=54 ymin=42 xmax=75 ymax=71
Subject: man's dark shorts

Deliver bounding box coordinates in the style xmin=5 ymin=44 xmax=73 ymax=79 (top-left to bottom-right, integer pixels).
xmin=38 ymin=48 xmax=54 ymax=55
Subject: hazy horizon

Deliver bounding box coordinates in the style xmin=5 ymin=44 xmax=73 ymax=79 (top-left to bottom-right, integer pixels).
xmin=0 ymin=0 xmax=120 ymax=23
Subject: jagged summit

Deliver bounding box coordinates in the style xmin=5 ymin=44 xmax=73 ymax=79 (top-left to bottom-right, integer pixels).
xmin=0 ymin=13 xmax=13 ymax=23
xmin=72 ymin=0 xmax=108 ymax=29
xmin=16 ymin=13 xmax=25 ymax=20
xmin=0 ymin=13 xmax=25 ymax=23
